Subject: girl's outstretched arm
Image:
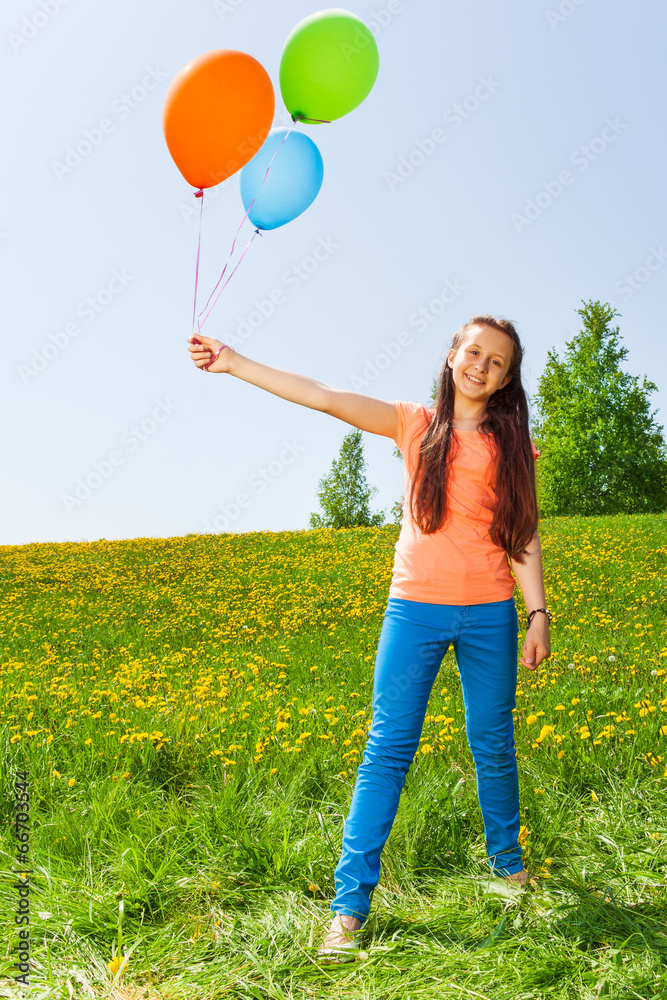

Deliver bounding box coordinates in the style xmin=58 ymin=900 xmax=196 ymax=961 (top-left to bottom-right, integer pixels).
xmin=509 ymin=530 xmax=551 ymax=671
xmin=186 ymin=335 xmax=398 ymax=439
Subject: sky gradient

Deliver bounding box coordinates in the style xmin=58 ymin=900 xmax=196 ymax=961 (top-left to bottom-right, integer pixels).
xmin=3 ymin=0 xmax=665 ymax=546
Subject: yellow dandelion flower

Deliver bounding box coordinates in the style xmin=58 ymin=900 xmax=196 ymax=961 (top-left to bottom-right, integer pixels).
xmin=526 ymin=715 xmax=538 ymax=725
xmin=421 ymin=744 xmax=434 ymax=754
xmin=107 ymin=954 xmax=128 ymax=975
xmin=53 ymin=770 xmax=60 ymax=779
xmin=591 ymin=791 xmax=598 ymax=802
xmin=68 ymin=778 xmax=75 ymax=787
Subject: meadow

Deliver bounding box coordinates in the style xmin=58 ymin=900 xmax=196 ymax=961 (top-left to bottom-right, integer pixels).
xmin=0 ymin=513 xmax=666 ymax=999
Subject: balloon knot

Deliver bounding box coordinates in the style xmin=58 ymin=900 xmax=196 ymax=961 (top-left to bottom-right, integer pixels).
xmin=291 ymin=113 xmax=331 ymax=125
xmin=194 ymin=189 xmax=204 ymax=198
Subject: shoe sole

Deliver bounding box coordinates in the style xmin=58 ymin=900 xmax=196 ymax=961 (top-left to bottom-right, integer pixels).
xmin=316 ymin=945 xmax=360 ymax=963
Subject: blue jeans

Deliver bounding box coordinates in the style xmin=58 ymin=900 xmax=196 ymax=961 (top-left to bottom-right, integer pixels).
xmin=331 ymin=596 xmax=522 ymax=922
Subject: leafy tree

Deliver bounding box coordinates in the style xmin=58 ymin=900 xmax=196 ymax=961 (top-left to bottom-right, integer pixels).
xmin=309 ymin=428 xmax=385 ymax=528
xmin=531 ymin=300 xmax=667 ymax=516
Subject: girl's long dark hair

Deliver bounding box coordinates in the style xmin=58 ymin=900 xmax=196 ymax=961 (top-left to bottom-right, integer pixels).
xmin=407 ymin=314 xmax=538 ymax=563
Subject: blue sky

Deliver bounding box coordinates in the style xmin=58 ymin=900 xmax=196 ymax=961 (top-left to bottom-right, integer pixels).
xmin=2 ymin=0 xmax=665 ymax=546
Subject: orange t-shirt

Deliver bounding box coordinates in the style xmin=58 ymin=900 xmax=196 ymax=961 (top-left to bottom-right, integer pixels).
xmin=388 ymin=400 xmax=539 ymax=606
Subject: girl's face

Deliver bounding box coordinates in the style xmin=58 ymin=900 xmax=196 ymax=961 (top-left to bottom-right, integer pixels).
xmin=447 ymin=325 xmax=514 ymax=402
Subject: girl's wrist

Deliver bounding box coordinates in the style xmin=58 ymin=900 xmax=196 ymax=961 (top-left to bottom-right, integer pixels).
xmin=227 ymin=345 xmax=240 ymax=375
xmin=527 ymin=619 xmax=550 ymax=631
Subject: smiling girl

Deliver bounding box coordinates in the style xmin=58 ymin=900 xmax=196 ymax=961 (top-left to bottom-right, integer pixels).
xmin=187 ymin=313 xmax=552 ymax=960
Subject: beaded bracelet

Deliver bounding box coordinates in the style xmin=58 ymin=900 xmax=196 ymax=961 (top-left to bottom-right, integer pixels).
xmin=527 ymin=608 xmax=553 ymax=628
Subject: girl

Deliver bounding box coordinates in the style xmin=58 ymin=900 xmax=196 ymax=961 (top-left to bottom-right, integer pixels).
xmin=187 ymin=314 xmax=551 ymax=961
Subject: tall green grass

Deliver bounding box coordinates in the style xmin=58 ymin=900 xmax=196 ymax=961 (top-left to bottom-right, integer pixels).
xmin=0 ymin=514 xmax=666 ymax=998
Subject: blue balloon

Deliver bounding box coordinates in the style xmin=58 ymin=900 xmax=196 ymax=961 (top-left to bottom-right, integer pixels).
xmin=240 ymin=127 xmax=324 ymax=231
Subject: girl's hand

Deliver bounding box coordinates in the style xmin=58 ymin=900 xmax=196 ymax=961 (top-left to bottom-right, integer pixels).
xmin=519 ymin=618 xmax=551 ymax=671
xmin=187 ymin=334 xmax=235 ymax=373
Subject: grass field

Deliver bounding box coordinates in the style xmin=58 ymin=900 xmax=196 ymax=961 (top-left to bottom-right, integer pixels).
xmin=1 ymin=513 xmax=666 ymax=999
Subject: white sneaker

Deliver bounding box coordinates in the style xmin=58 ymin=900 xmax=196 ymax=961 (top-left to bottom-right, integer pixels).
xmin=316 ymin=914 xmax=364 ymax=963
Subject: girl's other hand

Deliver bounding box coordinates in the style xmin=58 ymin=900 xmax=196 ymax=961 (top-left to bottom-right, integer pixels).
xmin=187 ymin=334 xmax=235 ymax=373
xmin=519 ymin=619 xmax=551 ymax=670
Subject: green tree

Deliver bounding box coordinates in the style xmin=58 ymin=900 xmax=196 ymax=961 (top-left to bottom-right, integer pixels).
xmin=531 ymin=299 xmax=667 ymax=516
xmin=309 ymin=428 xmax=385 ymax=528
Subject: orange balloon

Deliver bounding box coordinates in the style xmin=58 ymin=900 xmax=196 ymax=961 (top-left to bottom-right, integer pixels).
xmin=162 ymin=50 xmax=275 ymax=189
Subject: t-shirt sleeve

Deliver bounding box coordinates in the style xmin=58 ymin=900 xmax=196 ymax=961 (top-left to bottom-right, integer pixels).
xmin=393 ymin=400 xmax=432 ymax=452
xmin=530 ymin=438 xmax=540 ymax=460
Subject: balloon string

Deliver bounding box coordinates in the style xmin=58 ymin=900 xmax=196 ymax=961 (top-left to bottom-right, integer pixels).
xmin=196 ymin=122 xmax=297 ymax=332
xmin=198 ymin=228 xmax=262 ymax=329
xmin=191 ymin=188 xmax=204 ymax=335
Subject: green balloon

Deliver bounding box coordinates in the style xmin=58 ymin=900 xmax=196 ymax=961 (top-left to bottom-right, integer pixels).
xmin=279 ymin=9 xmax=379 ymax=124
